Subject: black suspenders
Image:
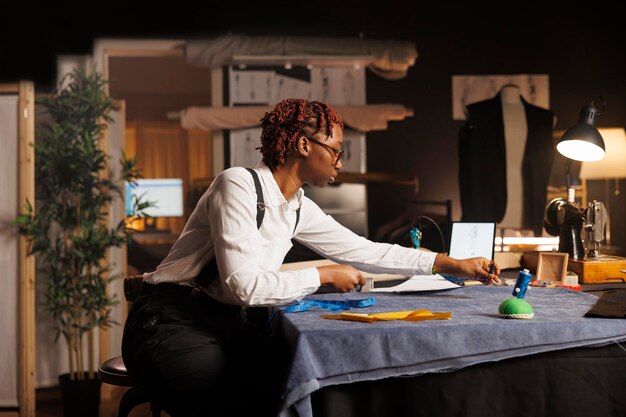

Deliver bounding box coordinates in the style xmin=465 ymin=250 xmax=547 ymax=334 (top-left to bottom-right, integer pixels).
xmin=246 ymin=168 xmax=266 ymax=229
xmin=194 ymin=168 xmax=300 ymax=288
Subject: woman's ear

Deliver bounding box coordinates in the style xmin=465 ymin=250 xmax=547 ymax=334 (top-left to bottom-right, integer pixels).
xmin=297 ymin=136 xmax=310 ymax=157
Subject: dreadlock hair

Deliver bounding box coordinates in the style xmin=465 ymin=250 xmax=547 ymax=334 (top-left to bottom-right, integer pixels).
xmin=259 ymin=98 xmax=343 ymax=171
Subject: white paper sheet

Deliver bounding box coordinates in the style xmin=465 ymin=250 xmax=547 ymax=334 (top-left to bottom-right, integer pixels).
xmin=368 ymin=274 xmax=460 ymax=293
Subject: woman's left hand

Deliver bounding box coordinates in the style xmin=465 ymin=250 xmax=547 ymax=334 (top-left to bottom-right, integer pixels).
xmin=455 ymin=257 xmax=501 ymax=285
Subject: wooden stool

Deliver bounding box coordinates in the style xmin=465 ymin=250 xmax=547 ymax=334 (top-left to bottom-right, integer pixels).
xmin=98 ymin=356 xmax=162 ymax=417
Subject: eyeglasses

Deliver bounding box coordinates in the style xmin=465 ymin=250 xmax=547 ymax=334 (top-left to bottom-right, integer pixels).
xmin=305 ymin=136 xmax=344 ymax=165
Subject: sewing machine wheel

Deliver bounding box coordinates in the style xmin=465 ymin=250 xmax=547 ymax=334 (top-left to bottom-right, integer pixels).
xmin=544 ymin=198 xmax=567 ymax=236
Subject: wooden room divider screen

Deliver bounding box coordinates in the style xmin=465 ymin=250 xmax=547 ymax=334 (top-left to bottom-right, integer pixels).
xmin=0 ymin=81 xmax=36 ymax=417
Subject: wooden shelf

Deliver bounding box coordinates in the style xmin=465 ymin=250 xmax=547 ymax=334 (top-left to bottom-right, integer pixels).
xmin=335 ymin=172 xmax=419 ymax=189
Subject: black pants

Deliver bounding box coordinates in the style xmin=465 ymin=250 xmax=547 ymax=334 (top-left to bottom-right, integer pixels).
xmin=121 ymin=283 xmax=289 ymax=417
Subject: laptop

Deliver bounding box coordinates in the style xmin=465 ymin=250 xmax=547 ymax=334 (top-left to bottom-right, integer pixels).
xmin=448 ymin=222 xmax=496 ymax=260
xmin=444 ymin=222 xmax=496 ymax=283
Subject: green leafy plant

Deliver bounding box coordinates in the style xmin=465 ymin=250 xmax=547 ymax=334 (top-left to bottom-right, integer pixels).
xmin=17 ymin=68 xmax=150 ymax=381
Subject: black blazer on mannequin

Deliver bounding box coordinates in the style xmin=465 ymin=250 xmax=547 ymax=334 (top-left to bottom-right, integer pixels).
xmin=458 ymin=93 xmax=554 ymax=236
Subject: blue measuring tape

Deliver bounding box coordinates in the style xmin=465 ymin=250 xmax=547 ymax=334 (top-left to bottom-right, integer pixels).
xmin=283 ymin=297 xmax=377 ymax=313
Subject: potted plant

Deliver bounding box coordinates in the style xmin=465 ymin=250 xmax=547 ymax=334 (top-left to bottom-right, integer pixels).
xmin=17 ymin=67 xmax=149 ymax=417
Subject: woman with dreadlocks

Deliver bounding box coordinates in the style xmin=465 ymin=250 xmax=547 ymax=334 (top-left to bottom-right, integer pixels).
xmin=122 ymin=98 xmax=501 ymax=417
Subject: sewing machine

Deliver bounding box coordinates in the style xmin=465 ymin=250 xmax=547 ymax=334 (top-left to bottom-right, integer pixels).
xmin=544 ymin=198 xmax=626 ymax=283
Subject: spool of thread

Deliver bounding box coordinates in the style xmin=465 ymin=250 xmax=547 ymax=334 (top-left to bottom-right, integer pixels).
xmin=513 ymin=269 xmax=532 ymax=299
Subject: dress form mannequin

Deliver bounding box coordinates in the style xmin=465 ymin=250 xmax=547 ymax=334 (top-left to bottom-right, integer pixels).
xmin=459 ymin=86 xmax=554 ymax=236
xmin=498 ymin=85 xmax=527 ymax=230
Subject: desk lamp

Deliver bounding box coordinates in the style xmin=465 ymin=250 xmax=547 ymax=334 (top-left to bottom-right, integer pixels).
xmin=556 ymin=97 xmax=606 ymax=164
xmin=544 ymin=97 xmax=607 ymax=260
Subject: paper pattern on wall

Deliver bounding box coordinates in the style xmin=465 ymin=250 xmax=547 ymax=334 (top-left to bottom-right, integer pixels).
xmin=230 ymin=67 xmax=365 ymax=107
xmin=230 ymin=127 xmax=263 ymax=168
xmin=310 ymin=68 xmax=365 ymax=105
xmin=270 ymin=75 xmax=312 ymax=104
xmin=229 ymin=70 xmax=274 ymax=104
xmin=340 ymin=129 xmax=366 ymax=173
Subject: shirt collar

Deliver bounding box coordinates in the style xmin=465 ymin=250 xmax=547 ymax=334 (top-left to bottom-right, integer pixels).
xmin=256 ymin=162 xmax=303 ymax=209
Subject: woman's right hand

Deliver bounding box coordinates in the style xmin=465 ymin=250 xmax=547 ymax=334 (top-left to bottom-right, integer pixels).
xmin=317 ymin=265 xmax=367 ymax=292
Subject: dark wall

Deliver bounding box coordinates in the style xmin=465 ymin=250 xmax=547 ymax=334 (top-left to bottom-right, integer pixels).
xmin=2 ymin=2 xmax=625 ymax=251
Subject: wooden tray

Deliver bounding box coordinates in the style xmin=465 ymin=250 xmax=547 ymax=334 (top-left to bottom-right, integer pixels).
xmin=568 ymin=255 xmax=626 ymax=284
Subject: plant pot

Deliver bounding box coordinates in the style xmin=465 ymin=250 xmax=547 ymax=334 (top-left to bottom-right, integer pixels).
xmin=58 ymin=373 xmax=101 ymax=417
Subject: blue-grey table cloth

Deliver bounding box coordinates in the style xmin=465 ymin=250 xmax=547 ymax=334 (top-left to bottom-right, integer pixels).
xmin=277 ymin=286 xmax=626 ymax=417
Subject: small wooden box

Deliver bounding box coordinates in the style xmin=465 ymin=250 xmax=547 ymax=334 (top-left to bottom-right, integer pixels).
xmin=537 ymin=252 xmax=569 ymax=282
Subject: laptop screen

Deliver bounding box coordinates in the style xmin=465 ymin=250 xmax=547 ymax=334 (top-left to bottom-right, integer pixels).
xmin=448 ymin=222 xmax=496 ymax=260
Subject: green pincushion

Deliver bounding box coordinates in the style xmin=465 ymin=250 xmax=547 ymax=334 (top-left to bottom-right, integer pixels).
xmin=498 ymin=297 xmax=534 ymax=319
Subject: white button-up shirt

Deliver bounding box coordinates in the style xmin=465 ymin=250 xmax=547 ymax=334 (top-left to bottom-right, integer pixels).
xmin=144 ymin=163 xmax=437 ymax=306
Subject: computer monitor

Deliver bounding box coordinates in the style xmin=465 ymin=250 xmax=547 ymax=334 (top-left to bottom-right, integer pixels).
xmin=125 ymin=178 xmax=184 ymax=218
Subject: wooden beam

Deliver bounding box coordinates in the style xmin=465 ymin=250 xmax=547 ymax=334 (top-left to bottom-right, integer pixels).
xmin=104 ymin=47 xmax=184 ymax=58
xmin=98 ymin=111 xmax=111 ymax=366
xmin=18 ymin=80 xmax=36 ymax=417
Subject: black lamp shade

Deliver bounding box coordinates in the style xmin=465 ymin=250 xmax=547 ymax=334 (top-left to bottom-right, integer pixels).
xmin=556 ymin=101 xmax=606 ymax=162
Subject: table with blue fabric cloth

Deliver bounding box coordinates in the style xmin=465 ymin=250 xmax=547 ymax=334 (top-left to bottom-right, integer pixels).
xmin=277 ymin=285 xmax=626 ymax=417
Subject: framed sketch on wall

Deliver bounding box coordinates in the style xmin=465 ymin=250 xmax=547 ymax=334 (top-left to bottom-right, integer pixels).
xmin=451 ymin=74 xmax=550 ymax=120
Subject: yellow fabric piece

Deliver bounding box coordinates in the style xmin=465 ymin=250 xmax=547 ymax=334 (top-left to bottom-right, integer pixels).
xmin=320 ymin=310 xmax=451 ymax=323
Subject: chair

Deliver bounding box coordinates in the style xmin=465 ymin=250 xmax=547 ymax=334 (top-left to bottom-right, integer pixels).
xmin=98 ymin=275 xmax=160 ymax=417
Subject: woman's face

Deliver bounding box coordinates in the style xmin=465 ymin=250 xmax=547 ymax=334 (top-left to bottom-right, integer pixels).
xmin=303 ymin=125 xmax=344 ymax=187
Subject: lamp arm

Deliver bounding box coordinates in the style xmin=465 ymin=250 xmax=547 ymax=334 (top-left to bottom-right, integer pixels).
xmin=590 ymin=96 xmax=606 ymax=113
xmin=564 ymin=159 xmax=572 ymax=190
